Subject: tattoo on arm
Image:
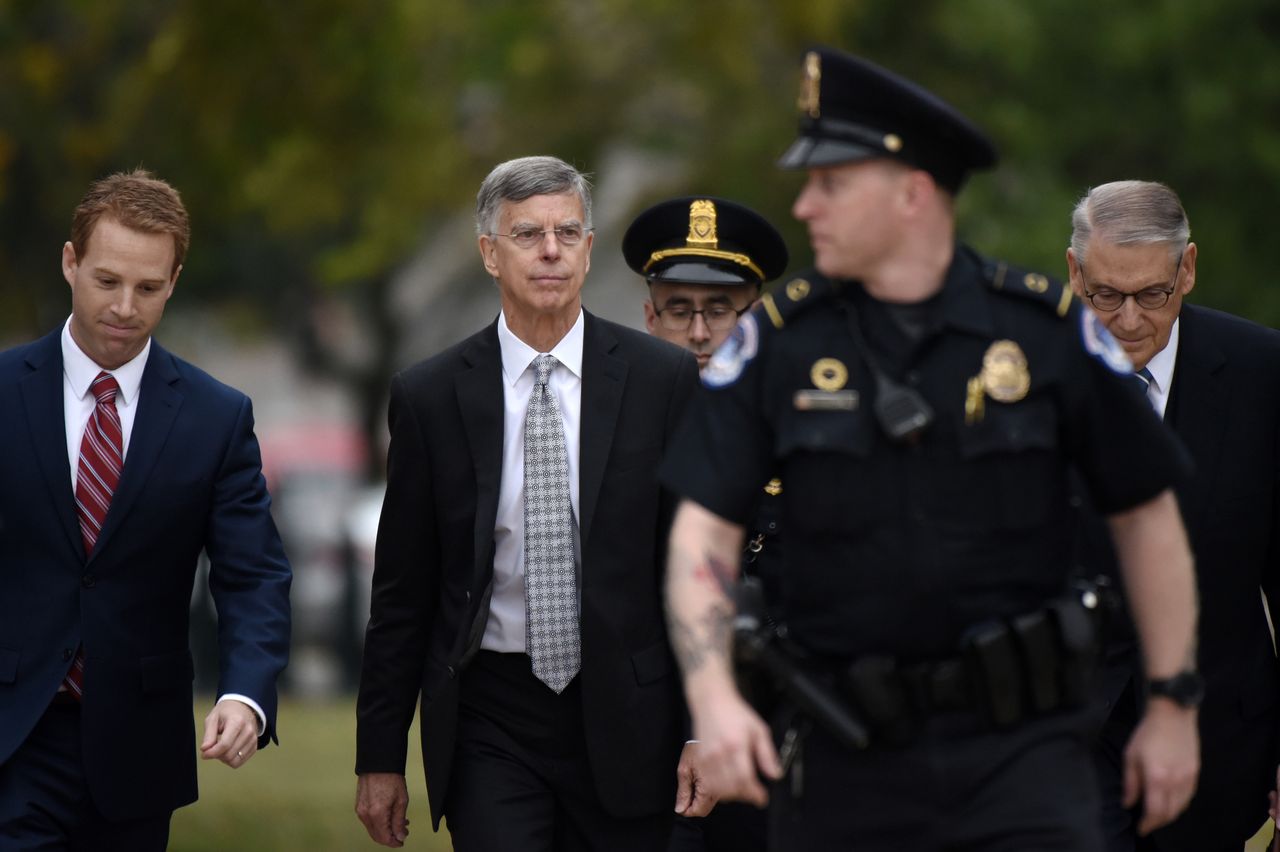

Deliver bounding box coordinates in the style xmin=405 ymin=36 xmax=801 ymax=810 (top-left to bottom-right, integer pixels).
xmin=668 ymin=552 xmax=738 ymax=676
xmin=670 ymin=601 xmax=735 ymax=676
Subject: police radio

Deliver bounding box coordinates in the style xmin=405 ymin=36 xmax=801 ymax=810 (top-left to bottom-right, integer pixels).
xmin=871 ymin=375 xmax=935 ymax=443
xmin=839 ymin=297 xmax=935 ymax=443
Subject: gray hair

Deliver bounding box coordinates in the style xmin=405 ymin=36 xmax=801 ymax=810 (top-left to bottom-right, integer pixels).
xmin=1070 ymin=180 xmax=1190 ymax=265
xmin=475 ymin=156 xmax=593 ymax=236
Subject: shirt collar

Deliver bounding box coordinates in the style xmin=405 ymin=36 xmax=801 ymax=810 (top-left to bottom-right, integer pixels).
xmin=931 ymin=245 xmax=995 ymax=338
xmin=61 ymin=316 xmax=151 ymax=405
xmin=497 ymin=308 xmax=585 ymax=387
xmin=1143 ymin=316 xmax=1179 ymax=395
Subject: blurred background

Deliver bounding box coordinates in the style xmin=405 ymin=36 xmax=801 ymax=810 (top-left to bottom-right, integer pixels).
xmin=2 ymin=0 xmax=1278 ymax=847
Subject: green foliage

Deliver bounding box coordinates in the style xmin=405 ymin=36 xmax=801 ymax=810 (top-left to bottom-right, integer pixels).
xmin=1 ymin=0 xmax=1277 ymax=391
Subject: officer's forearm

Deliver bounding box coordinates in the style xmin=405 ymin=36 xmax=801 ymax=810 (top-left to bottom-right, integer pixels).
xmin=665 ymin=500 xmax=746 ymax=701
xmin=1108 ymin=489 xmax=1198 ymax=679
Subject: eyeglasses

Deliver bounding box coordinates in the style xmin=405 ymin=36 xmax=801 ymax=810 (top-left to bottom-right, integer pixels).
xmin=654 ymin=302 xmax=750 ymax=332
xmin=1080 ymin=248 xmax=1184 ymax=312
xmin=490 ymin=224 xmax=591 ymax=249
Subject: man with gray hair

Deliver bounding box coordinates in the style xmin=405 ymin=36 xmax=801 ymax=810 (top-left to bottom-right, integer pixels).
xmin=1067 ymin=179 xmax=1280 ymax=851
xmin=354 ymin=155 xmax=699 ymax=850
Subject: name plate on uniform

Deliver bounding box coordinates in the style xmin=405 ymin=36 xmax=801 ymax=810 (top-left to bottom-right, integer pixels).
xmin=793 ymin=389 xmax=859 ymax=411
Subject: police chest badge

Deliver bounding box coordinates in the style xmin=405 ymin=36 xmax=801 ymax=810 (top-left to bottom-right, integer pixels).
xmin=1080 ymin=309 xmax=1133 ymax=374
xmin=980 ymin=340 xmax=1030 ymax=403
xmin=702 ymin=313 xmax=759 ymax=388
xmin=794 ymin=357 xmax=858 ymax=411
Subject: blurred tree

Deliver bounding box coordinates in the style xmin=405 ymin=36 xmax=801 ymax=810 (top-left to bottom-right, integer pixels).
xmin=1 ymin=0 xmax=1276 ymax=478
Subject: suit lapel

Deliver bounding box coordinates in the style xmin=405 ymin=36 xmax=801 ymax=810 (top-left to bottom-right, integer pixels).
xmin=1166 ymin=307 xmax=1227 ymax=521
xmin=18 ymin=332 xmax=82 ymax=558
xmin=578 ymin=312 xmax=626 ymax=547
xmin=91 ymin=343 xmax=184 ymax=561
xmin=455 ymin=322 xmax=505 ymax=576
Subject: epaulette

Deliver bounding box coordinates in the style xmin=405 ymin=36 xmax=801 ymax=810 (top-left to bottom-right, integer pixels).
xmin=756 ymin=271 xmax=832 ymax=330
xmin=983 ymin=257 xmax=1074 ymax=319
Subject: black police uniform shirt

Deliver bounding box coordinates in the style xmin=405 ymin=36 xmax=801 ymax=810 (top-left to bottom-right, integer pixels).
xmin=660 ymin=244 xmax=1190 ymax=662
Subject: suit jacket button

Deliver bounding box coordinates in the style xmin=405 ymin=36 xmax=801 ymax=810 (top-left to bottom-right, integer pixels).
xmin=81 ymin=574 xmax=96 ymax=588
xmin=63 ymin=648 xmax=73 ymax=661
xmin=465 ymin=591 xmax=472 ymax=604
xmin=447 ymin=665 xmax=456 ymax=679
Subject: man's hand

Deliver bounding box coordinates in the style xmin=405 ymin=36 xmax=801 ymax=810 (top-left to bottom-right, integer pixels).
xmin=356 ymin=772 xmax=411 ymax=847
xmin=689 ymin=687 xmax=782 ymax=808
xmin=674 ymin=740 xmax=719 ymax=818
xmin=1122 ymin=698 xmax=1199 ymax=835
xmin=200 ymin=700 xmax=259 ymax=768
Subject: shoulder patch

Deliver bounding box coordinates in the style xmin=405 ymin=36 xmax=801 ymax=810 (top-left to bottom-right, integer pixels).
xmin=984 ymin=259 xmax=1073 ymax=319
xmin=702 ymin=313 xmax=759 ymax=388
xmin=1080 ymin=309 xmax=1133 ymax=374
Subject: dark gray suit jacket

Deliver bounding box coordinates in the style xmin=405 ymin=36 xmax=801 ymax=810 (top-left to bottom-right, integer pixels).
xmin=1089 ymin=303 xmax=1280 ymax=850
xmin=355 ymin=311 xmax=699 ymax=829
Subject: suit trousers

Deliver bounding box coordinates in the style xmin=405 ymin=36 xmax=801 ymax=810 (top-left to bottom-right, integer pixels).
xmin=1093 ymin=679 xmax=1251 ymax=852
xmin=444 ymin=650 xmax=673 ymax=852
xmin=0 ymin=698 xmax=171 ymax=851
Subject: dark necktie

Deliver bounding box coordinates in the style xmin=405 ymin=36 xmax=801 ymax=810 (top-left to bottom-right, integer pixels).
xmin=1134 ymin=366 xmax=1154 ymax=393
xmin=523 ymin=354 xmax=580 ymax=693
xmin=63 ymin=371 xmax=123 ymax=699
xmin=1133 ymin=366 xmax=1157 ymax=408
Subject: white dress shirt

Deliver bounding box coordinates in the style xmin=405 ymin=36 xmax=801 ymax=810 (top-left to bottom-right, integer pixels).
xmin=1141 ymin=318 xmax=1179 ymax=420
xmin=60 ymin=318 xmax=265 ymax=733
xmin=482 ymin=309 xmax=584 ymax=653
xmin=62 ymin=319 xmax=148 ymax=486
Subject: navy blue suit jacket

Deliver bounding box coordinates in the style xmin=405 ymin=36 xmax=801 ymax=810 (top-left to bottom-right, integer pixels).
xmin=0 ymin=329 xmax=291 ymax=820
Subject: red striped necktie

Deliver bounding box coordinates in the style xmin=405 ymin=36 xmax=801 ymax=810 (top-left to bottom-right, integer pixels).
xmin=62 ymin=371 xmax=123 ymax=699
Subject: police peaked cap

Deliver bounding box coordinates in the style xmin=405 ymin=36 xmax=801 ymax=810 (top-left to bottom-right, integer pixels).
xmin=778 ymin=46 xmax=998 ymax=193
xmin=622 ymin=196 xmax=789 ymax=288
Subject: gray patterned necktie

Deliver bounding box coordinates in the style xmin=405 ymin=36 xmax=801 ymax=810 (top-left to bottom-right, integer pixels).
xmin=524 ymin=354 xmax=580 ymax=692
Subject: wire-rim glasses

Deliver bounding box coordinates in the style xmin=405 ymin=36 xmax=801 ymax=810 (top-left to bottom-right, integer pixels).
xmin=1080 ymin=247 xmax=1185 ymax=312
xmin=653 ymin=302 xmax=750 ymax=332
xmin=491 ymin=225 xmax=591 ymax=249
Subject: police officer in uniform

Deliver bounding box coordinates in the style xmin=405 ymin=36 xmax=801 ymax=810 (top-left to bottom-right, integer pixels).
xmin=623 ymin=196 xmax=787 ymax=852
xmin=660 ymin=47 xmax=1201 ymax=851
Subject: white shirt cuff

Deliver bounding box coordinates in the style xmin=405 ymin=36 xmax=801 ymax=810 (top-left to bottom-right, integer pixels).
xmin=217 ymin=693 xmax=267 ymax=737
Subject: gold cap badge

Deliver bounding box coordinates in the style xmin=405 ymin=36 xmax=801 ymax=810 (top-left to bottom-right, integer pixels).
xmin=979 ymin=340 xmax=1030 ymax=403
xmin=798 ymin=51 xmax=821 ymax=118
xmin=686 ymin=199 xmax=718 ymax=249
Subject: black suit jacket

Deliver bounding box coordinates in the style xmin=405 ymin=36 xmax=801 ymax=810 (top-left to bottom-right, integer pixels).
xmin=1089 ymin=303 xmax=1280 ymax=849
xmin=0 ymin=330 xmax=292 ymax=820
xmin=355 ymin=311 xmax=699 ymax=829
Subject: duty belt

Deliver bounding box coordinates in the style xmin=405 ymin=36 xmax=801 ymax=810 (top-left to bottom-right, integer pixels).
xmin=819 ymin=580 xmax=1111 ymax=746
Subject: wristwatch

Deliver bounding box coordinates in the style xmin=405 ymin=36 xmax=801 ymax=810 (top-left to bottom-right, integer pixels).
xmin=1146 ymin=670 xmax=1205 ymax=708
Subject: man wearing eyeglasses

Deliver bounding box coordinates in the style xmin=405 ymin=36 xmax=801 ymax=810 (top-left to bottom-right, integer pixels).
xmin=355 ymin=155 xmax=700 ymax=851
xmin=622 ymin=195 xmax=788 ymax=852
xmin=1067 ymin=180 xmax=1280 ymax=852
xmin=625 ymin=196 xmax=789 ymax=372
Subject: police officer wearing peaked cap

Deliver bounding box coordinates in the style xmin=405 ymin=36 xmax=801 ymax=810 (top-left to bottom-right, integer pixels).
xmin=625 ymin=195 xmax=788 ymax=370
xmin=624 ymin=195 xmax=789 ymax=285
xmin=624 ymin=196 xmax=787 ymax=852
xmin=659 ymin=46 xmax=1202 ymax=851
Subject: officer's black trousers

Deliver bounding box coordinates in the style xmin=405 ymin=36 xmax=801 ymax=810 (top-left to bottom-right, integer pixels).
xmin=769 ymin=708 xmax=1102 ymax=852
